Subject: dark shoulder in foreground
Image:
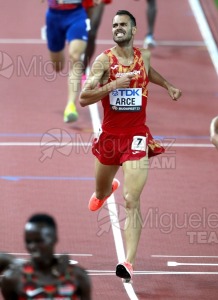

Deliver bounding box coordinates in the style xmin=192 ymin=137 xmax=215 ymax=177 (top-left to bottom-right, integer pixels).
xmin=1 ymin=263 xmax=23 ymax=300
xmin=0 ymin=253 xmax=17 ymax=273
xmin=70 ymin=264 xmax=92 ymax=300
xmin=70 ymin=263 xmax=90 ymax=279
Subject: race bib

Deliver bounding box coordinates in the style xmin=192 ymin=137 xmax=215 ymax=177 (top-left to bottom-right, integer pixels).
xmin=131 ymin=136 xmax=147 ymax=151
xmin=109 ymin=88 xmax=142 ymax=112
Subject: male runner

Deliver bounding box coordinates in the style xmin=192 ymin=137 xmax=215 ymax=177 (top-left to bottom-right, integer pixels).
xmin=79 ymin=10 xmax=182 ymax=282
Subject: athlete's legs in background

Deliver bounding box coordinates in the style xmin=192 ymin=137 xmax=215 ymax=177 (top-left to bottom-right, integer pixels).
xmin=83 ymin=3 xmax=105 ymax=73
xmin=49 ymin=50 xmax=65 ymax=72
xmin=68 ymin=39 xmax=87 ymax=103
xmin=64 ymin=39 xmax=87 ymax=123
xmin=146 ymin=0 xmax=157 ymax=36
xmin=144 ymin=0 xmax=157 ymax=48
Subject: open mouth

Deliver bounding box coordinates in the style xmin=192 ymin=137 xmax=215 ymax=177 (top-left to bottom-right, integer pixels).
xmin=116 ymin=31 xmax=125 ymax=37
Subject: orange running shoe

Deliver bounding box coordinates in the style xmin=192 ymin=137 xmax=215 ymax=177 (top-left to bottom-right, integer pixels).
xmin=88 ymin=178 xmax=120 ymax=211
xmin=116 ymin=261 xmax=133 ymax=282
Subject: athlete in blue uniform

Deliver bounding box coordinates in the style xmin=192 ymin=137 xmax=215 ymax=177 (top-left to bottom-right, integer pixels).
xmin=43 ymin=0 xmax=89 ymax=122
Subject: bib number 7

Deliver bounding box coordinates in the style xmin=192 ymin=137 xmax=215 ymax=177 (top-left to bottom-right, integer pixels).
xmin=131 ymin=136 xmax=147 ymax=151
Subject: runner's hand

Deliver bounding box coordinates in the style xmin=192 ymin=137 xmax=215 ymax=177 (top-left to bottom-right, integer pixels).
xmin=168 ymin=86 xmax=182 ymax=101
xmin=115 ymin=74 xmax=135 ymax=89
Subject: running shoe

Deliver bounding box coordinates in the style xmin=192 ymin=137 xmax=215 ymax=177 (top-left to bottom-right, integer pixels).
xmin=88 ymin=178 xmax=120 ymax=211
xmin=143 ymin=34 xmax=156 ymax=49
xmin=63 ymin=102 xmax=78 ymax=123
xmin=116 ymin=262 xmax=133 ymax=282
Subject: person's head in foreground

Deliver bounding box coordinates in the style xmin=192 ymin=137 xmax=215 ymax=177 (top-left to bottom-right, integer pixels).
xmin=1 ymin=213 xmax=92 ymax=300
xmin=24 ymin=213 xmax=57 ymax=265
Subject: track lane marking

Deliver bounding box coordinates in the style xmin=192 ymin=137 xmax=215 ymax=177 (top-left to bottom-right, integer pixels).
xmin=152 ymin=255 xmax=218 ymax=258
xmin=168 ymin=261 xmax=218 ymax=267
xmin=188 ymin=0 xmax=218 ymax=76
xmin=0 ymin=38 xmax=206 ymax=46
xmin=0 ymin=142 xmax=214 ymax=147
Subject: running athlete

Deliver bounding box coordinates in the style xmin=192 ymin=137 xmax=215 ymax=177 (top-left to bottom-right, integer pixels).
xmin=79 ymin=10 xmax=182 ymax=282
xmin=82 ymin=0 xmax=112 ymax=77
xmin=134 ymin=0 xmax=157 ymax=48
xmin=42 ymin=0 xmax=89 ymax=123
xmin=0 ymin=213 xmax=91 ymax=299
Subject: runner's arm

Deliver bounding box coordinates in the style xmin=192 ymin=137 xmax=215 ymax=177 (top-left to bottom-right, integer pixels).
xmin=79 ymin=53 xmax=113 ymax=106
xmin=148 ymin=67 xmax=182 ymax=100
xmin=79 ymin=53 xmax=134 ymax=107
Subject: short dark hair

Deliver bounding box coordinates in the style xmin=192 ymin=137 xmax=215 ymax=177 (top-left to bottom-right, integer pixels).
xmin=27 ymin=213 xmax=57 ymax=231
xmin=115 ymin=10 xmax=136 ymax=27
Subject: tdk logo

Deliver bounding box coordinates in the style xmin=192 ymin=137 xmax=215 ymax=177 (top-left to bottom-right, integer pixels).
xmin=118 ymin=89 xmax=140 ymax=96
xmin=111 ymin=89 xmax=140 ymax=97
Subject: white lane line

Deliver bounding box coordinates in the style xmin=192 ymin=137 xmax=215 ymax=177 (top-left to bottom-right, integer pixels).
xmin=0 ymin=142 xmax=91 ymax=146
xmin=168 ymin=261 xmax=218 ymax=267
xmin=89 ymin=101 xmax=139 ymax=299
xmin=106 ymin=196 xmax=126 ymax=262
xmin=86 ymin=269 xmax=218 ymax=273
xmin=0 ymin=38 xmax=205 ymax=47
xmin=2 ymin=270 xmax=218 ymax=277
xmin=169 ymin=143 xmax=212 ymax=147
xmin=152 ymin=255 xmax=218 ymax=258
xmin=88 ymin=103 xmax=101 ymax=136
xmin=89 ymin=271 xmax=218 ymax=275
xmin=156 ymin=41 xmax=205 ymax=47
xmin=0 ymin=142 xmax=213 ymax=147
xmin=0 ymin=39 xmax=46 ymax=44
xmin=188 ymin=0 xmax=218 ymax=76
xmin=6 ymin=252 xmax=92 ymax=256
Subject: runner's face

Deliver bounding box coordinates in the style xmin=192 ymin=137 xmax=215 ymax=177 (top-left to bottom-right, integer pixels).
xmin=112 ymin=15 xmax=134 ymax=44
xmin=25 ymin=222 xmax=56 ymax=263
